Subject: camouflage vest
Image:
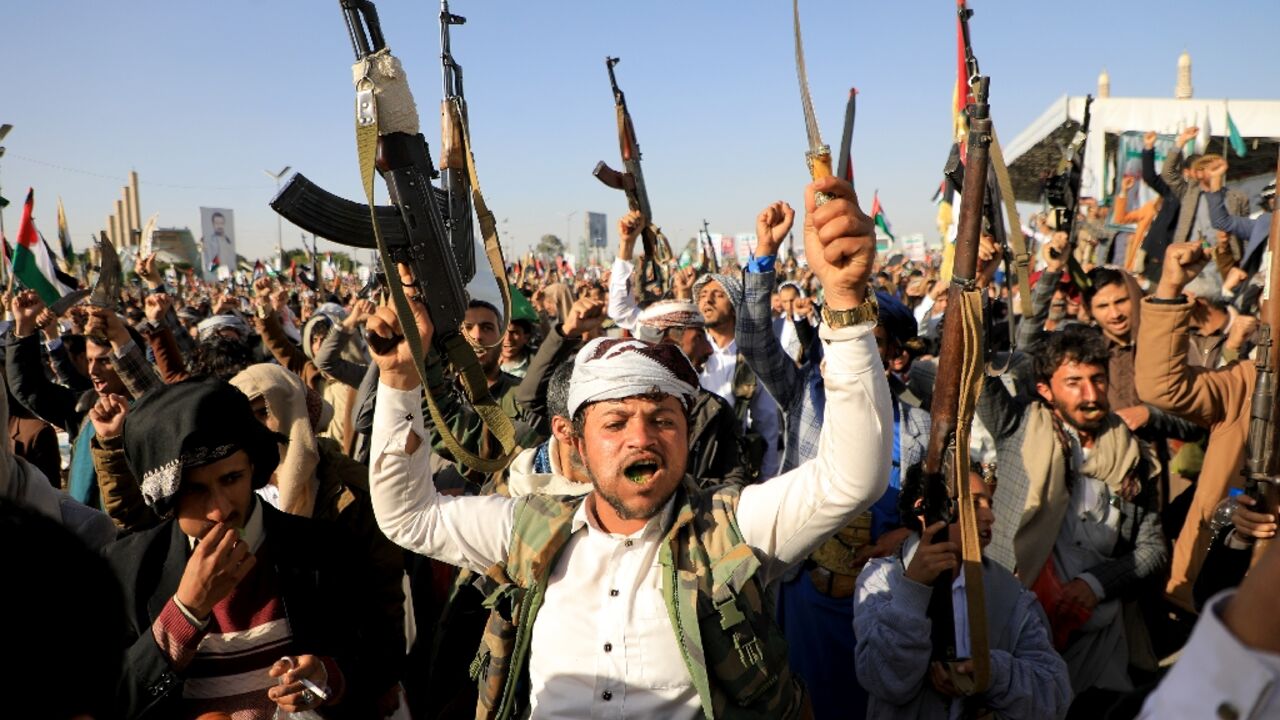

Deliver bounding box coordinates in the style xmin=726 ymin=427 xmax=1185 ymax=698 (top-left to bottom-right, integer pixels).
xmin=470 ymin=481 xmax=805 ymax=719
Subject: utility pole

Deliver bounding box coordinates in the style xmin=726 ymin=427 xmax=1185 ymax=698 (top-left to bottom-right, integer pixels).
xmin=263 ymin=166 xmax=291 ymax=268
xmin=0 ymin=124 xmax=13 ymax=287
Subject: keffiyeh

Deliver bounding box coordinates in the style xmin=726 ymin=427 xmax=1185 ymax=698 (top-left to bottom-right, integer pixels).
xmin=633 ymin=300 xmax=705 ymax=343
xmin=567 ymin=337 xmax=699 ymax=419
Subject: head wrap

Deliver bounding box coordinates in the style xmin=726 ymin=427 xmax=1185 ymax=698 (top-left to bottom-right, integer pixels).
xmin=875 ymin=290 xmax=918 ymax=343
xmin=124 ymin=378 xmax=284 ymax=518
xmin=567 ymin=337 xmax=699 ymax=419
xmin=633 ymin=300 xmax=706 ymax=343
xmin=778 ymin=280 xmax=807 ymax=298
xmin=196 ymin=313 xmax=251 ymax=342
xmin=692 ymin=273 xmax=744 ymax=313
xmin=230 ymin=364 xmax=321 ymax=518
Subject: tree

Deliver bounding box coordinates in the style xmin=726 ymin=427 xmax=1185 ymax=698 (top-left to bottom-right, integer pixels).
xmin=536 ymin=234 xmax=564 ymax=258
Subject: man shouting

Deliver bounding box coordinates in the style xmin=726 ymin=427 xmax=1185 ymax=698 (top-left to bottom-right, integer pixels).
xmin=367 ymin=178 xmax=891 ymax=718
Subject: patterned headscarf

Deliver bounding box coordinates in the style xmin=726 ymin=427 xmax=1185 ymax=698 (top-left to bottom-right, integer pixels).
xmin=633 ymin=300 xmax=705 ymax=343
xmin=567 ymin=337 xmax=699 ymax=419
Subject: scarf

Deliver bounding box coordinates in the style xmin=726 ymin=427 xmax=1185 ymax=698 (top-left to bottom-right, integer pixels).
xmin=1017 ymin=403 xmax=1146 ymax=585
xmin=567 ymin=337 xmax=700 ymax=418
xmin=230 ymin=364 xmax=321 ymax=518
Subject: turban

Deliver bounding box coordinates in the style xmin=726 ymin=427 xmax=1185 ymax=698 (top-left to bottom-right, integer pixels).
xmin=567 ymin=337 xmax=699 ymax=419
xmin=196 ymin=313 xmax=251 ymax=342
xmin=875 ymin=290 xmax=918 ymax=344
xmin=633 ymin=300 xmax=705 ymax=343
xmin=692 ymin=273 xmax=744 ymax=313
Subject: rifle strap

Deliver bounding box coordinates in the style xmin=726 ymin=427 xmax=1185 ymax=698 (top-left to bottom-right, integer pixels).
xmin=988 ymin=127 xmax=1033 ymax=321
xmin=355 ymin=52 xmax=518 ymax=475
xmin=950 ymin=287 xmax=991 ymax=694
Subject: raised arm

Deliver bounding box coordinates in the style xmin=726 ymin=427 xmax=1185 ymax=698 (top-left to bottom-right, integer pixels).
xmin=738 ymin=201 xmax=808 ymax=408
xmin=6 ymin=293 xmax=78 ymax=432
xmin=314 ymin=322 xmax=370 ymax=389
xmin=736 ymin=181 xmax=891 ymax=581
xmin=606 ymin=210 xmax=645 ymax=330
xmin=1135 ymin=244 xmax=1252 ymax=429
xmin=1141 ymin=135 xmax=1174 ymax=199
xmin=1204 ymin=161 xmax=1258 ymax=240
xmin=366 ymin=290 xmax=515 ymax=573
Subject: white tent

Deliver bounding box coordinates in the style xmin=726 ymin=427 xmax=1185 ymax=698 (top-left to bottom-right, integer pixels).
xmin=1004 ymin=96 xmax=1280 ymax=203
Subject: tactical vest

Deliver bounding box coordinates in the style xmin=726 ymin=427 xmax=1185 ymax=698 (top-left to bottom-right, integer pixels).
xmin=470 ymin=482 xmax=805 ymax=719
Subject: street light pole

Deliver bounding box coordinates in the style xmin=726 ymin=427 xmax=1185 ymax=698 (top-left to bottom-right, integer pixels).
xmin=565 ymin=210 xmax=577 ymax=253
xmin=263 ymin=166 xmax=291 ymax=266
xmin=0 ymin=124 xmax=13 ymax=287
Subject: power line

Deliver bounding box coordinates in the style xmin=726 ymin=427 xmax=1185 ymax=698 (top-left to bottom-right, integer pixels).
xmin=7 ymin=153 xmax=276 ymax=191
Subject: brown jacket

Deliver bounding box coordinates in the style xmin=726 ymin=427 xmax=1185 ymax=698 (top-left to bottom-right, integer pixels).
xmin=1135 ymin=298 xmax=1253 ymax=611
xmin=9 ymin=413 xmax=62 ymax=488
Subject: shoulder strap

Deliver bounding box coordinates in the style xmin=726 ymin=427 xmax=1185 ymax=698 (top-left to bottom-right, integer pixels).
xmin=505 ymin=494 xmax=583 ymax=587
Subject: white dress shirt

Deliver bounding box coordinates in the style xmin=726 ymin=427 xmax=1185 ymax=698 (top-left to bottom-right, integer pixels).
xmin=700 ymin=333 xmax=782 ymax=479
xmin=368 ymin=321 xmax=891 ymax=718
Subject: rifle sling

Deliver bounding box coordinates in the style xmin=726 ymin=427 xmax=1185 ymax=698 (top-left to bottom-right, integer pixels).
xmin=356 ymin=61 xmax=519 ymax=475
xmin=988 ymin=126 xmax=1033 ymax=321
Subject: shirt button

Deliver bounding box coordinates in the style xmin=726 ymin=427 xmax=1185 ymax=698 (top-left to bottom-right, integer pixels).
xmin=604 ymin=642 xmax=613 ymax=652
xmin=609 ymin=589 xmax=619 ymax=597
xmin=601 ymin=690 xmax=613 ymax=701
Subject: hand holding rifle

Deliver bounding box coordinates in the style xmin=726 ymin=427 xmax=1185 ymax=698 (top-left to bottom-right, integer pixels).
xmin=905 ymin=521 xmax=959 ymax=586
xmin=368 ymin=264 xmax=436 ymax=393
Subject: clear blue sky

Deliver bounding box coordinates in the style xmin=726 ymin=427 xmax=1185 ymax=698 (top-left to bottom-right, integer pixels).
xmin=2 ymin=0 xmax=1277 ymax=262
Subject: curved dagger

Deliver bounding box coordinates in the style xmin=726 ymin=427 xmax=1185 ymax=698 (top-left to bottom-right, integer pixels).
xmin=793 ymin=0 xmax=833 ymax=203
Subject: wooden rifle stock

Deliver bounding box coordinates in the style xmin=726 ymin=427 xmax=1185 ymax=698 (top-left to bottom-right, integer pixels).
xmin=1247 ymin=149 xmax=1280 ymax=559
xmin=921 ymin=76 xmax=992 ymax=693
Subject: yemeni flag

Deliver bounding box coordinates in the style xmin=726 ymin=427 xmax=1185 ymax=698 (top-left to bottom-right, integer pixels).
xmin=871 ymin=191 xmax=895 ymax=242
xmin=13 ymin=190 xmax=74 ymax=304
xmin=1226 ymin=104 xmax=1247 ymax=158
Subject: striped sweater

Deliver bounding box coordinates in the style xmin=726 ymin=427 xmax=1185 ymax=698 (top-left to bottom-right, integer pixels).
xmin=151 ymin=511 xmax=343 ymax=718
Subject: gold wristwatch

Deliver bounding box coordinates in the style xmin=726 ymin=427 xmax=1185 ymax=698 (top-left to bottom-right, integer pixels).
xmin=821 ymin=293 xmax=879 ymax=329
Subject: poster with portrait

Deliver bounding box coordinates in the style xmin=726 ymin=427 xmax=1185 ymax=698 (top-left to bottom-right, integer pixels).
xmin=199 ymin=207 xmax=236 ymax=280
xmin=586 ymin=212 xmax=608 ymax=248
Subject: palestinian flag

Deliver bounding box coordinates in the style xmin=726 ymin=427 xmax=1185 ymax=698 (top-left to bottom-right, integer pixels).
xmin=871 ymin=191 xmax=895 ymax=242
xmin=13 ymin=190 xmax=75 ymax=304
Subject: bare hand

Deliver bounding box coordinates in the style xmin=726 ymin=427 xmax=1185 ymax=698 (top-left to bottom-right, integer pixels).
xmin=1177 ymin=127 xmax=1199 ymax=147
xmin=803 ymin=177 xmax=875 ymax=310
xmin=84 ymin=307 xmax=130 ymax=347
xmin=253 ymin=277 xmax=273 ymax=301
xmin=174 ymin=522 xmax=256 ymax=619
xmin=1232 ymin=495 xmax=1278 ymax=540
xmin=1143 ymin=131 xmax=1158 ymax=150
xmin=88 ymin=393 xmax=129 ymax=439
xmin=1156 ymin=243 xmax=1209 ymax=299
xmin=561 ymin=296 xmax=606 ymax=338
xmin=137 ymin=252 xmax=162 ymax=287
xmin=1225 ymin=314 xmax=1259 ymax=352
xmin=368 ymin=264 xmax=434 ymax=391
xmin=1060 ymin=578 xmax=1099 ymax=611
xmin=267 ymin=655 xmax=329 ymax=712
xmin=618 ymin=210 xmax=643 ymax=260
xmin=36 ymin=308 xmax=59 ymax=340
xmin=1043 ymin=231 xmax=1070 ymax=273
xmin=755 ymin=201 xmax=795 ymax=257
xmin=930 ymin=660 xmax=974 ymax=698
xmin=671 ymin=267 xmax=697 ymax=300
xmin=144 ymin=293 xmax=172 ymax=324
xmin=904 ymin=522 xmax=959 ymax=586
xmin=792 ymin=296 xmax=815 ymax=320
xmin=1121 ymin=176 xmax=1136 ymax=192
xmin=11 ymin=291 xmax=46 ymax=337
xmin=1114 ymin=404 xmax=1150 ymax=432
xmin=345 ymin=298 xmax=377 ymax=329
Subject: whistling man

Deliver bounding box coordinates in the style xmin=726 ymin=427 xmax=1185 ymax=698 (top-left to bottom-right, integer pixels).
xmin=367 ymin=178 xmax=891 ymax=718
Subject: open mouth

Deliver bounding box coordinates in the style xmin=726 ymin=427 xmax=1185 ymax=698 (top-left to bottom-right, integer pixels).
xmin=623 ymin=459 xmax=660 ymax=485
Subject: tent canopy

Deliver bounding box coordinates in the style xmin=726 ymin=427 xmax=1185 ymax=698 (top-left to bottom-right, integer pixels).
xmin=1004 ymin=96 xmax=1280 ymax=203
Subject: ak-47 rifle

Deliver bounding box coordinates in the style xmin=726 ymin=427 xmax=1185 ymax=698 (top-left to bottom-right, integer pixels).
xmin=1244 ymin=150 xmax=1280 ymax=557
xmin=1044 ymin=95 xmax=1095 ymax=290
xmin=594 ymin=57 xmax=674 ymax=302
xmin=270 ymin=0 xmax=517 ymax=473
xmin=699 ymin=219 xmax=719 ymax=273
xmin=921 ymin=76 xmax=994 ymax=696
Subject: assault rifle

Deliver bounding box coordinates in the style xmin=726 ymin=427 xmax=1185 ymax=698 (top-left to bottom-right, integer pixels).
xmin=699 ymin=219 xmax=719 ymax=273
xmin=272 ymin=0 xmax=479 ymax=337
xmin=271 ymin=0 xmax=517 ymax=472
xmin=1244 ymin=150 xmax=1280 ymax=556
xmin=1044 ymin=95 xmax=1094 ymax=290
xmin=593 ymin=57 xmax=674 ymax=302
xmin=921 ymin=76 xmax=994 ymax=695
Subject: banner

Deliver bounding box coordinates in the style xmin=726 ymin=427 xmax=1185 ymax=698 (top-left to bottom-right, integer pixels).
xmin=1112 ymin=132 xmax=1179 ymax=231
xmin=199 ymin=207 xmax=236 ymax=280
xmin=586 ymin=212 xmax=608 ymax=248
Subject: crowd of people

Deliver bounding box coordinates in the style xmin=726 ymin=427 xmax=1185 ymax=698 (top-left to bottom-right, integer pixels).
xmin=3 ymin=129 xmax=1280 ymax=720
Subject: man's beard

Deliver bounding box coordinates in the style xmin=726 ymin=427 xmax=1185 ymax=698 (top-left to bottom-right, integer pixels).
xmin=586 ymin=465 xmax=667 ymax=522
xmin=1058 ymin=398 xmax=1108 ymax=432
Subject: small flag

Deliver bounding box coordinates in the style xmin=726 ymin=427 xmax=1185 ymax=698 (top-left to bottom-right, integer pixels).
xmin=1226 ymin=106 xmax=1247 ymax=158
xmin=871 ymin=191 xmax=895 ymax=242
xmin=13 ymin=190 xmax=75 ymax=304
